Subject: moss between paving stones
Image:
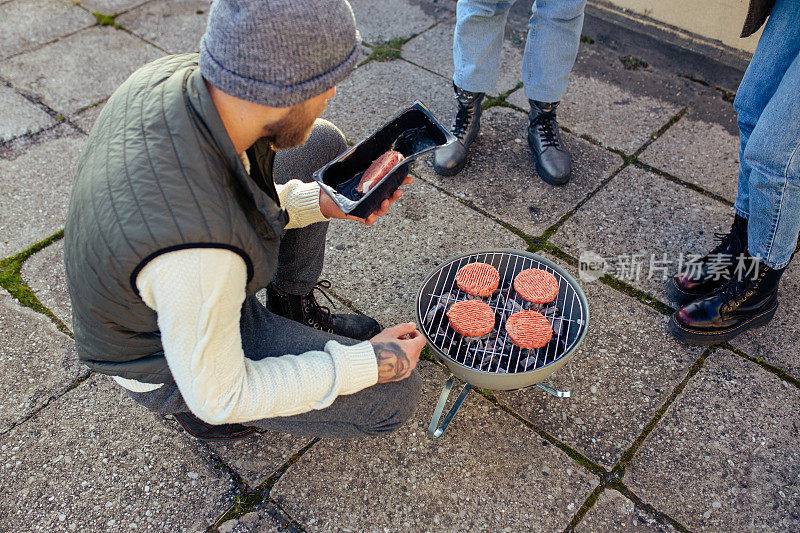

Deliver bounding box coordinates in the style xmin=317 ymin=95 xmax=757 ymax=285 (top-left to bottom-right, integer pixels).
xmin=612 ymin=348 xmax=712 ymax=477
xmin=213 ymin=439 xmax=319 ymax=528
xmin=724 ymin=344 xmax=800 ymax=389
xmin=634 ymin=159 xmax=735 ymax=207
xmin=360 ymin=37 xmax=407 ymax=65
xmin=92 ymin=11 xmax=121 ymax=29
xmin=0 ymin=229 xmax=70 ymax=335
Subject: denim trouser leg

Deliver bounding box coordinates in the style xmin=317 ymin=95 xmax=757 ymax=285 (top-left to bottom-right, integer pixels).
xmin=453 ymin=0 xmax=586 ymax=101
xmin=732 ymin=0 xmax=800 ymax=269
xmin=523 ymin=0 xmax=587 ymax=102
xmin=733 ymin=0 xmax=800 ymax=221
xmin=453 ymin=0 xmax=514 ymax=93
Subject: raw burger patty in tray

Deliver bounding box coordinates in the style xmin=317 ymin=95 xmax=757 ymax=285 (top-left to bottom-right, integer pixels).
xmin=505 ymin=310 xmax=553 ymax=349
xmin=356 ymin=149 xmax=405 ymax=194
xmin=446 ymin=299 xmax=495 ymax=338
xmin=513 ymin=268 xmax=559 ymax=304
xmin=455 ymin=262 xmax=500 ymax=297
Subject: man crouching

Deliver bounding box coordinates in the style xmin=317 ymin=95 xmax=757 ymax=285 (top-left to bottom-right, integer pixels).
xmin=64 ymin=0 xmax=424 ymax=440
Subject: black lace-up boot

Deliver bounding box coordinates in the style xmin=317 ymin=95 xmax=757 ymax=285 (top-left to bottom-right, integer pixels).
xmin=527 ymin=100 xmax=571 ymax=185
xmin=668 ymin=259 xmax=785 ymax=345
xmin=667 ymin=214 xmax=749 ymax=305
xmin=172 ymin=412 xmax=258 ymax=441
xmin=267 ymin=280 xmax=381 ymax=341
xmin=433 ymin=83 xmax=484 ymax=176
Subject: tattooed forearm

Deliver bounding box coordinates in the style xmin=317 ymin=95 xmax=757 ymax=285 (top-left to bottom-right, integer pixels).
xmin=372 ymin=342 xmax=412 ymax=382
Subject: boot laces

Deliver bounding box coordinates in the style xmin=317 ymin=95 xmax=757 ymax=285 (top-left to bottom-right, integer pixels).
xmin=452 ymin=89 xmax=480 ymax=139
xmin=718 ymin=271 xmax=760 ymax=309
xmin=530 ymin=107 xmax=561 ymax=148
xmin=710 ymin=228 xmax=741 ymax=256
xmin=302 ymin=280 xmax=336 ymax=331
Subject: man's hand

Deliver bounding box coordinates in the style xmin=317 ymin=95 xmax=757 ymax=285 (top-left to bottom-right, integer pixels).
xmin=319 ymin=175 xmax=413 ymax=226
xmin=370 ymin=322 xmax=426 ymax=383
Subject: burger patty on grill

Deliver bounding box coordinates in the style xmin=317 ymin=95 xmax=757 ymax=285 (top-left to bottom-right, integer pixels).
xmin=455 ymin=262 xmax=500 ymax=297
xmin=505 ymin=310 xmax=553 ymax=349
xmin=446 ymin=299 xmax=495 ymax=337
xmin=513 ymin=268 xmax=559 ymax=304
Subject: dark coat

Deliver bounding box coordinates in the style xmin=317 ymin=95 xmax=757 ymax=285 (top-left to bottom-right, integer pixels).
xmin=741 ymin=0 xmax=776 ymax=37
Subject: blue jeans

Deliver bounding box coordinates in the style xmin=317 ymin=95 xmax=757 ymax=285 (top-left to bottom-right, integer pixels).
xmin=733 ymin=0 xmax=800 ymax=269
xmin=453 ymin=0 xmax=587 ymax=102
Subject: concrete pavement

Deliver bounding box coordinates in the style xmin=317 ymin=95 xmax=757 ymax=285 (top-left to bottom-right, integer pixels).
xmin=1 ymin=0 xmax=798 ymax=531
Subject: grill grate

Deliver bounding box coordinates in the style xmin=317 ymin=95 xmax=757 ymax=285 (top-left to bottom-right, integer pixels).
xmin=417 ymin=251 xmax=587 ymax=375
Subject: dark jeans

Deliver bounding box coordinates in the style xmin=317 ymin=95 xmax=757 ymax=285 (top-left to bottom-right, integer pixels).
xmin=127 ymin=119 xmax=421 ymax=438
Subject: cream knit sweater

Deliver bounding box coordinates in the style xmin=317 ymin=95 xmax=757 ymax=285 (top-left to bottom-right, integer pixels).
xmin=114 ymin=178 xmax=379 ymax=424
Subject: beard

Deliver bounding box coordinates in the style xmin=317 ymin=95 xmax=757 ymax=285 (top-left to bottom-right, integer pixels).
xmin=261 ymin=98 xmax=322 ymax=150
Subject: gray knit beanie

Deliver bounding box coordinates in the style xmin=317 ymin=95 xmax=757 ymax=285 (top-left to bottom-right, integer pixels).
xmin=199 ymin=0 xmax=360 ymax=108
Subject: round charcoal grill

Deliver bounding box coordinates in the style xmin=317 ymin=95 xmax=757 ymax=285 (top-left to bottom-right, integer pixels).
xmin=416 ymin=249 xmax=589 ymax=438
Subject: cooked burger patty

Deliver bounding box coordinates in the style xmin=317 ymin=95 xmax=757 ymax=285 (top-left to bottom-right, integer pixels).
xmin=455 ymin=262 xmax=500 ymax=297
xmin=446 ymin=299 xmax=495 ymax=337
xmin=356 ymin=149 xmax=405 ymax=194
xmin=505 ymin=310 xmax=553 ymax=349
xmin=513 ymin=268 xmax=559 ymax=304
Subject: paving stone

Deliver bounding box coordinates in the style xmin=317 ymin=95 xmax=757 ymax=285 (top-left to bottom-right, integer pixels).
xmin=272 ymin=361 xmax=598 ymax=532
xmin=0 ymin=289 xmax=87 ymax=432
xmin=0 ymin=84 xmax=53 ymax=142
xmin=321 ymin=179 xmax=525 ymax=327
xmin=639 ymin=113 xmax=739 ymax=202
xmin=626 ymin=350 xmax=800 ymax=532
xmin=118 ymin=0 xmax=211 ymax=54
xmin=576 ymin=489 xmax=677 ymax=532
xmin=732 ymin=263 xmax=800 ymax=380
xmin=322 ymin=59 xmax=454 ymax=143
xmin=0 ymin=26 xmax=162 ymax=115
xmin=71 ymin=100 xmax=106 ymax=134
xmin=78 ymin=0 xmax=148 ymax=15
xmin=495 ymin=255 xmax=702 ymax=469
xmin=415 ymin=106 xmax=622 ymax=237
xmin=349 ymin=0 xmax=439 ymax=44
xmin=207 ymin=432 xmax=312 ymax=488
xmin=551 ymin=165 xmax=733 ymax=304
xmin=507 ymin=75 xmax=681 ymax=155
xmin=0 ymin=375 xmax=237 ymax=530
xmin=20 ymin=240 xmax=72 ymax=327
xmin=0 ymin=0 xmax=94 ymax=60
xmin=402 ymin=18 xmax=523 ymax=96
xmin=0 ymin=126 xmax=86 ymax=257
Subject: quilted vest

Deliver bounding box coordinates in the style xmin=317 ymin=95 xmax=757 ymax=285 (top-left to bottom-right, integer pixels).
xmin=64 ymin=54 xmax=288 ymax=383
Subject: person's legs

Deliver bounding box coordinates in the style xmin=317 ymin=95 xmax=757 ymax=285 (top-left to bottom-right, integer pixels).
xmin=668 ymin=1 xmax=800 ymax=345
xmin=522 ymin=0 xmax=585 ymax=186
xmin=453 ymin=0 xmax=516 ymax=94
xmin=733 ymin=0 xmax=800 ymax=220
xmin=269 ymin=117 xmax=381 ymax=339
xmin=271 ymin=118 xmax=348 ymax=295
xmin=742 ymin=49 xmax=800 ymax=269
xmin=669 ymin=0 xmax=800 ymax=306
xmin=522 ymin=0 xmax=586 ymax=103
xmin=129 ymin=295 xmax=421 ymax=438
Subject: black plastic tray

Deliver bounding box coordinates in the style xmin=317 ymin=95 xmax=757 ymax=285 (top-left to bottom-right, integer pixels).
xmin=313 ymin=101 xmax=456 ymax=219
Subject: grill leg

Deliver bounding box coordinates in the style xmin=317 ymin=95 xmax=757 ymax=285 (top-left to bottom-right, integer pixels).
xmin=428 ymin=376 xmax=472 ymax=439
xmin=535 ymin=360 xmax=575 ymax=398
